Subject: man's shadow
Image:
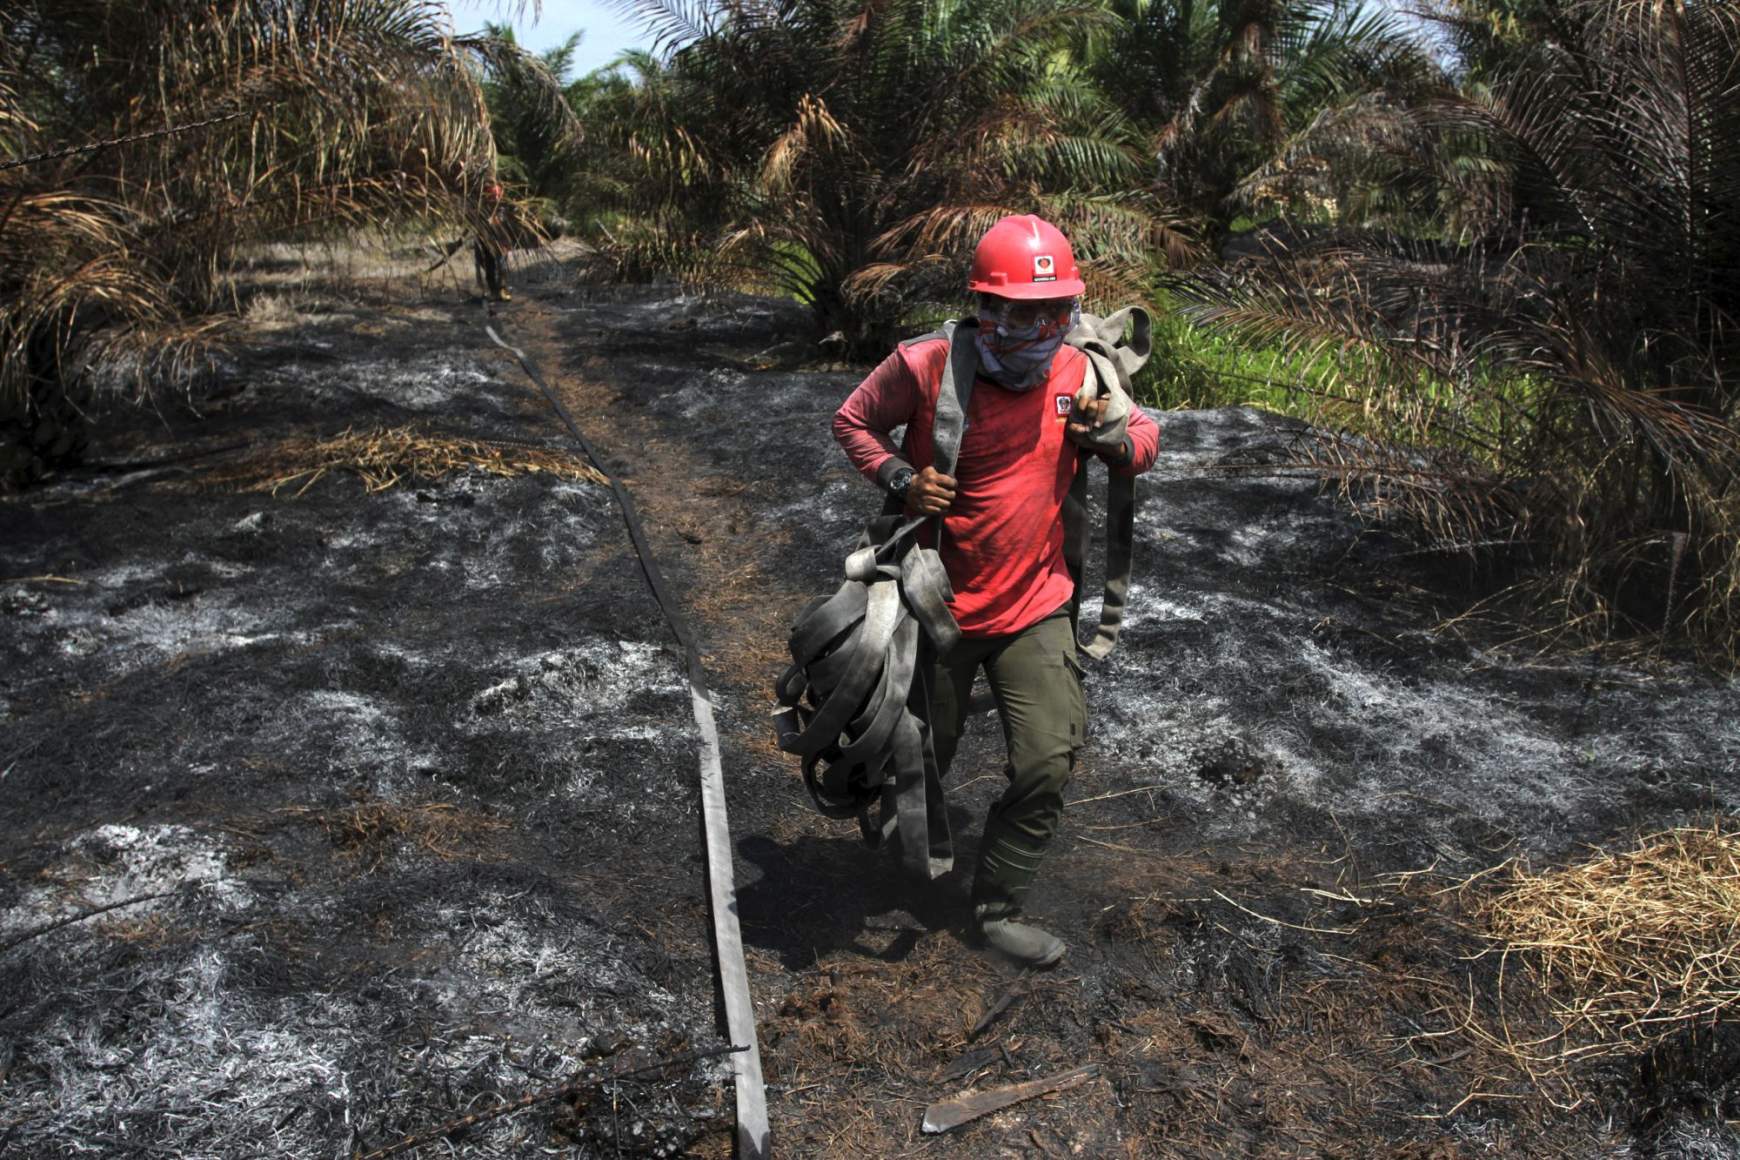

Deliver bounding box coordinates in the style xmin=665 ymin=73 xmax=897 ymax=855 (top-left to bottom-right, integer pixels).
xmin=735 ymin=802 xmax=981 ymax=971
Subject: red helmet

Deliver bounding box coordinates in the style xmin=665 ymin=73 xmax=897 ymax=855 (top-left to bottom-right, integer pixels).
xmin=967 ymin=214 xmax=1086 ymax=300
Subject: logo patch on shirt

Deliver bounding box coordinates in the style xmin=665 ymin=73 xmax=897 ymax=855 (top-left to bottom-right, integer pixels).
xmin=1033 ymin=254 xmax=1056 ymax=282
xmin=1055 ymin=394 xmax=1073 ymax=416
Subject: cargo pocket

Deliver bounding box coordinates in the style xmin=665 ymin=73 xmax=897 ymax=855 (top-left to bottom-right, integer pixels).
xmin=1062 ymin=649 xmax=1087 ymax=748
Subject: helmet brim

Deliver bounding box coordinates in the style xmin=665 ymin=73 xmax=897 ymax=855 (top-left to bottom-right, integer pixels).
xmin=968 ymin=276 xmax=1087 ymax=300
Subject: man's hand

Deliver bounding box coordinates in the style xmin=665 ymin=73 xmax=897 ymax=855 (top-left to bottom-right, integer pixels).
xmin=1067 ymin=393 xmax=1131 ymax=465
xmin=906 ymin=466 xmax=956 ymax=516
xmin=1065 ymin=394 xmax=1110 ymax=444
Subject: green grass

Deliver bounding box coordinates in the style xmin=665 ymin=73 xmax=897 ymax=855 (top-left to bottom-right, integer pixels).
xmin=1135 ymin=295 xmax=1336 ymax=414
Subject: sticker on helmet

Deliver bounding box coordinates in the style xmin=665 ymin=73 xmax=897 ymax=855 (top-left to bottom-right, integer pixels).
xmin=1033 ymin=254 xmax=1056 ymax=282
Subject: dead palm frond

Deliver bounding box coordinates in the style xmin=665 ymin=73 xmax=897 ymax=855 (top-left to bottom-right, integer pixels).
xmin=216 ymin=424 xmax=606 ymax=496
xmin=0 ymin=0 xmax=574 ymax=451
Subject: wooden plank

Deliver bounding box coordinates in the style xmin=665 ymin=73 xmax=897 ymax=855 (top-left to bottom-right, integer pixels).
xmin=693 ymin=684 xmax=771 ymax=1157
xmin=921 ymin=1064 xmax=1100 ymax=1134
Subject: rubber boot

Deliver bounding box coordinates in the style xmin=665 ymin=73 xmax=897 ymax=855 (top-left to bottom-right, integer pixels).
xmin=971 ymin=825 xmax=1065 ymax=969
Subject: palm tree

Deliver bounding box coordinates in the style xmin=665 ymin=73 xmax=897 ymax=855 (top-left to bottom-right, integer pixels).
xmin=1174 ymin=0 xmax=1740 ymax=657
xmin=0 ymin=0 xmax=577 ymax=487
xmin=1089 ymin=0 xmax=1435 ymax=240
xmin=604 ymin=0 xmax=1191 ymax=353
xmin=483 ymin=23 xmax=589 ymax=215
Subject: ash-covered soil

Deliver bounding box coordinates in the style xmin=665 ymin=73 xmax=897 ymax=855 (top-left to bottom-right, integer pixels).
xmin=1 ymin=279 xmax=725 ymax=1159
xmin=3 ymin=255 xmax=1738 ymax=1159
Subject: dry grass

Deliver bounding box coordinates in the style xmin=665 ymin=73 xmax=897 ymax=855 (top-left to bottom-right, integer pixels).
xmin=1477 ymin=822 xmax=1740 ymax=1060
xmin=284 ymin=795 xmax=508 ymax=870
xmin=217 ymin=424 xmax=605 ymax=496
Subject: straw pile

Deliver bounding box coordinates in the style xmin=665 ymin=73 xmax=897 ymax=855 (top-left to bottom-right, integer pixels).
xmin=1480 ymin=822 xmax=1740 ymax=1055
xmin=230 ymin=425 xmax=605 ymax=495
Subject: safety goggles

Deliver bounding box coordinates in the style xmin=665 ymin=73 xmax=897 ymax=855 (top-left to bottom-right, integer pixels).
xmin=977 ymin=294 xmax=1076 ymax=333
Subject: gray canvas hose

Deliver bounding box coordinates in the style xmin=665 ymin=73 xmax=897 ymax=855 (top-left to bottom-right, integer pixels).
xmin=772 ymin=321 xmax=979 ymax=879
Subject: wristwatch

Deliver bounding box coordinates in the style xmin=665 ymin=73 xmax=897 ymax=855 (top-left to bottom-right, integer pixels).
xmin=888 ymin=465 xmax=915 ymax=500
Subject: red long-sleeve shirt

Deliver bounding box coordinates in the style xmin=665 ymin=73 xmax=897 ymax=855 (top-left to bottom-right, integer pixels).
xmin=833 ymin=335 xmax=1159 ymax=638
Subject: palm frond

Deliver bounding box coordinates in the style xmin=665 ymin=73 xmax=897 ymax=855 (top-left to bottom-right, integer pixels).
xmin=1177 ymin=0 xmax=1740 ymax=658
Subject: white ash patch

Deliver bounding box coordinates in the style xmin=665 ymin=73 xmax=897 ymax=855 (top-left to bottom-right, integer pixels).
xmin=271 ymin=351 xmax=506 ymax=414
xmin=318 ymin=528 xmax=369 ymax=551
xmin=667 ymin=368 xmax=751 ymax=419
xmin=5 ymin=557 xmax=302 ymax=677
xmin=1222 ymin=521 xmax=1307 ymax=567
xmin=359 ymin=356 xmax=495 ymax=412
xmin=336 ymin=476 xmax=604 ymax=587
xmin=304 ymin=689 xmax=390 ymax=725
xmin=411 ymin=892 xmax=707 ymax=1066
xmin=607 ymin=289 xmax=807 ymax=345
xmin=365 ymin=640 xmax=433 ymax=668
xmin=91 ymin=560 xmax=165 ymax=587
xmin=1090 ymin=594 xmax=1740 ymax=852
xmin=1133 ymin=483 xmax=1346 ymax=567
xmin=556 ymin=722 xmax=691 ymax=803
xmin=1645 ymin=1118 xmax=1740 ymax=1159
xmin=292 ymin=691 xmax=438 ymax=786
xmin=1127 ymin=592 xmax=1208 ymax=626
xmin=0 ymin=823 xmax=250 ymax=937
xmin=1083 ymin=710 xmax=1293 ymax=837
xmin=95 ymin=597 xmax=287 ymax=664
xmin=466 ymin=640 xmax=694 ymax=812
xmin=1305 ymin=641 xmax=1404 ymax=712
xmin=1289 ymin=643 xmax=1606 ymax=816
xmin=716 ymin=374 xmax=841 ymax=422
xmin=5 ymin=946 xmax=356 ymax=1160
xmin=461 ymin=551 xmax=507 ymax=591
xmin=459 ymin=903 xmax=680 ymax=1016
xmin=1093 ymin=585 xmax=1290 ymax=640
xmin=548 ymin=480 xmax=608 ymax=505
xmin=470 ymin=639 xmax=686 ymax=725
xmin=810 ymin=474 xmax=868 ymax=511
xmin=562 ymin=766 xmax=608 ymax=799
xmin=198 ymin=557 xmax=254 ymax=581
xmin=624 ymin=292 xmax=704 ymax=318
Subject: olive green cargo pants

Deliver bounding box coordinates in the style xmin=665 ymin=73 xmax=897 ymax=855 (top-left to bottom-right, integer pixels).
xmin=926 ymin=608 xmax=1085 ymax=921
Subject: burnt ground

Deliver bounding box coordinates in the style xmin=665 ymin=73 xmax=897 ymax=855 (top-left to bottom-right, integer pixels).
xmin=2 ymin=248 xmax=1739 ymax=1159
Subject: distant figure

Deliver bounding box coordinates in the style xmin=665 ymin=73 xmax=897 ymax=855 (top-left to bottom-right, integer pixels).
xmin=474 ymin=181 xmax=510 ymax=303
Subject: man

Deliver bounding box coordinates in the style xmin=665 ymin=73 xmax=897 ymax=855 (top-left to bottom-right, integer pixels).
xmin=832 ymin=215 xmax=1160 ymax=967
xmin=474 ymin=181 xmax=511 ymax=303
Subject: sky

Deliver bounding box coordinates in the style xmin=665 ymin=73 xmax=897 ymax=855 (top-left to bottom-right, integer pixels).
xmin=457 ymin=1 xmax=658 ymax=77
xmin=455 ymin=0 xmax=1449 ymax=82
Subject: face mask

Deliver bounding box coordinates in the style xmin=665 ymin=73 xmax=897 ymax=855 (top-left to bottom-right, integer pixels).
xmin=973 ymin=303 xmax=1079 ymax=391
